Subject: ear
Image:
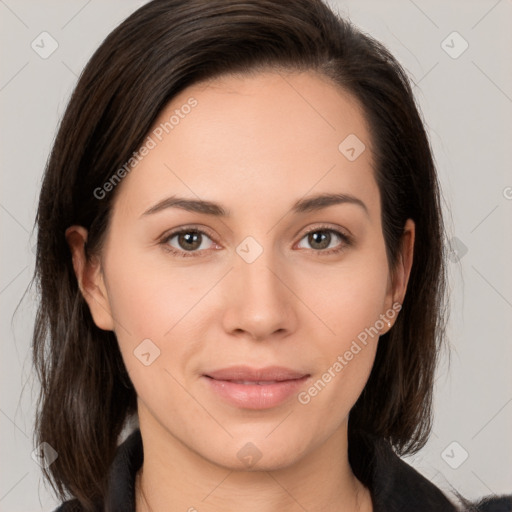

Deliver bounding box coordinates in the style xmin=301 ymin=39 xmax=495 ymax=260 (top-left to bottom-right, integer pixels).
xmin=65 ymin=225 xmax=115 ymax=331
xmin=385 ymin=218 xmax=415 ymax=312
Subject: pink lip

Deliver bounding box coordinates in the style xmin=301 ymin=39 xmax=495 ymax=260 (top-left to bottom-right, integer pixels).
xmin=204 ymin=365 xmax=308 ymax=382
xmin=202 ymin=366 xmax=310 ymax=409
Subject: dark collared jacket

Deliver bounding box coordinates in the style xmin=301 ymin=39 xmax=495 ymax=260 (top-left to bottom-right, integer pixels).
xmin=54 ymin=429 xmax=512 ymax=512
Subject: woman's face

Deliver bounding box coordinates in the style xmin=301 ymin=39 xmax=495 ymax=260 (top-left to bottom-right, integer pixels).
xmin=68 ymin=70 xmax=413 ymax=470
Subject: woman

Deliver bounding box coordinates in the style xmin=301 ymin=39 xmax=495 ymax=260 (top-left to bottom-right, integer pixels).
xmin=31 ymin=1 xmax=511 ymax=511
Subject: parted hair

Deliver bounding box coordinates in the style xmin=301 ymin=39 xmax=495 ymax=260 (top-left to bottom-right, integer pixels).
xmin=31 ymin=0 xmax=447 ymax=509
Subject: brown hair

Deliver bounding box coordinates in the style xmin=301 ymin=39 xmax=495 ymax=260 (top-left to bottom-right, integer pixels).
xmin=31 ymin=0 xmax=447 ymax=509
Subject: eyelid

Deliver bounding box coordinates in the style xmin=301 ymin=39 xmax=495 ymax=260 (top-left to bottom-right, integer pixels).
xmin=297 ymin=223 xmax=353 ymax=243
xmin=159 ymin=224 xmax=220 ymax=253
xmin=293 ymin=224 xmax=353 ymax=255
xmin=160 ymin=224 xmax=217 ymax=241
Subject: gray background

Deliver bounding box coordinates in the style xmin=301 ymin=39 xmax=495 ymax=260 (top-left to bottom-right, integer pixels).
xmin=1 ymin=0 xmax=511 ymax=510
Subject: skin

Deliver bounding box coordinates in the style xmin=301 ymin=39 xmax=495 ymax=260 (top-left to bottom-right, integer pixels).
xmin=66 ymin=70 xmax=414 ymax=512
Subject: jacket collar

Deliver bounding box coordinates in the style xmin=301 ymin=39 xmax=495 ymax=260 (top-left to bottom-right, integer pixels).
xmin=103 ymin=428 xmax=459 ymax=511
xmin=349 ymin=432 xmax=458 ymax=511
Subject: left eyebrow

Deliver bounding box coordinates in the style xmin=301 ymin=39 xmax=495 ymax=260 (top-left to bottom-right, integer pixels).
xmin=139 ymin=192 xmax=369 ymax=218
xmin=292 ymin=192 xmax=369 ymax=217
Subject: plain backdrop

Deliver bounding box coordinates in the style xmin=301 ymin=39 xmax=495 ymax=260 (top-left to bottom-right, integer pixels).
xmin=1 ymin=1 xmax=511 ymax=510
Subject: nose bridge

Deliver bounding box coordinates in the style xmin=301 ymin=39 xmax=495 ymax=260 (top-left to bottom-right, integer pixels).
xmin=237 ymin=238 xmax=287 ymax=306
xmin=224 ymin=236 xmax=294 ymax=339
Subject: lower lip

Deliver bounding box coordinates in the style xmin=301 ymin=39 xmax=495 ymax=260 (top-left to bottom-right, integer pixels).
xmin=203 ymin=375 xmax=310 ymax=409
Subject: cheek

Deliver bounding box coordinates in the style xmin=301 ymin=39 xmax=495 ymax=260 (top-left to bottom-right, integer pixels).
xmin=102 ymin=243 xmax=217 ymax=381
xmin=296 ymin=245 xmax=388 ymax=401
xmin=104 ymin=245 xmax=201 ymax=337
xmin=303 ymin=249 xmax=390 ymax=342
xmin=104 ymin=264 xmax=196 ymax=415
xmin=296 ymin=282 xmax=382 ymax=429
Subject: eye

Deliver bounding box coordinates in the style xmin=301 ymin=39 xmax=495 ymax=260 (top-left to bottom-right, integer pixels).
xmin=160 ymin=227 xmax=217 ymax=258
xmin=160 ymin=224 xmax=352 ymax=258
xmin=296 ymin=226 xmax=352 ymax=255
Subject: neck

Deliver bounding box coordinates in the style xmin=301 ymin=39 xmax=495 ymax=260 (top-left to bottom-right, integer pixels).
xmin=134 ymin=409 xmax=372 ymax=512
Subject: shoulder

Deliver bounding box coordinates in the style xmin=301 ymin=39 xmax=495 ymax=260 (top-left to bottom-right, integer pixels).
xmin=52 ymin=499 xmax=84 ymax=512
xmin=51 ymin=429 xmax=143 ymax=512
xmin=386 ymin=451 xmax=512 ymax=512
xmin=466 ymin=495 xmax=512 ymax=512
xmin=351 ymin=432 xmax=512 ymax=512
xmin=51 ymin=493 xmax=512 ymax=512
xmin=53 ymin=430 xmax=511 ymax=512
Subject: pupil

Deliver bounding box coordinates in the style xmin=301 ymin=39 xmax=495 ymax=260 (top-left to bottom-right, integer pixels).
xmin=310 ymin=231 xmax=330 ymax=249
xmin=180 ymin=232 xmax=200 ymax=250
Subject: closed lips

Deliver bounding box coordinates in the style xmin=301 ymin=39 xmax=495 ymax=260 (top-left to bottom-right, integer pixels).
xmin=221 ymin=380 xmax=283 ymax=385
xmin=203 ymin=367 xmax=311 ymax=409
xmin=203 ymin=365 xmax=309 ymax=382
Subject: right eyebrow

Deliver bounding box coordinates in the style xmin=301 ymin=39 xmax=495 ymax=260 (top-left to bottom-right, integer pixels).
xmin=140 ymin=196 xmax=229 ymax=218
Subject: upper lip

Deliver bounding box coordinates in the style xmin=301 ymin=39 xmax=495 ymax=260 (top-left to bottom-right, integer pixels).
xmin=203 ymin=365 xmax=309 ymax=382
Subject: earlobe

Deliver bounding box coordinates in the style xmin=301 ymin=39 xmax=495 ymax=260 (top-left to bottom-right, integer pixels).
xmin=65 ymin=226 xmax=115 ymax=331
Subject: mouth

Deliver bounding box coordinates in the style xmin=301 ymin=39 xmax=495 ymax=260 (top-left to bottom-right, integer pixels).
xmin=203 ymin=365 xmax=309 ymax=382
xmin=210 ymin=379 xmax=289 ymax=385
xmin=202 ymin=366 xmax=310 ymax=409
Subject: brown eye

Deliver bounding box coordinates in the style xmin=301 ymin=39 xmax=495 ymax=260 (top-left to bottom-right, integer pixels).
xmin=176 ymin=231 xmax=203 ymax=251
xmin=296 ymin=227 xmax=352 ymax=255
xmin=161 ymin=228 xmax=216 ymax=257
xmin=307 ymin=230 xmax=332 ymax=250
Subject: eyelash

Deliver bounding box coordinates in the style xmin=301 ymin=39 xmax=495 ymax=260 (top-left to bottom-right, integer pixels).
xmin=160 ymin=224 xmax=353 ymax=258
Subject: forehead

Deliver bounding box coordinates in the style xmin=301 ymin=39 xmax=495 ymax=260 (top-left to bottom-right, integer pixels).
xmin=111 ymin=70 xmax=377 ymax=219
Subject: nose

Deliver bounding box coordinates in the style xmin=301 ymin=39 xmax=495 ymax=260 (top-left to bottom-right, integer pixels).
xmin=221 ymin=247 xmax=297 ymax=342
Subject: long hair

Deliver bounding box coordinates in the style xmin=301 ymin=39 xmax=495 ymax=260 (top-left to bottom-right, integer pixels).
xmin=31 ymin=1 xmax=447 ymax=509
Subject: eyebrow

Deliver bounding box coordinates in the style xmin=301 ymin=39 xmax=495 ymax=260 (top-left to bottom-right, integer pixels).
xmin=140 ymin=192 xmax=369 ymax=218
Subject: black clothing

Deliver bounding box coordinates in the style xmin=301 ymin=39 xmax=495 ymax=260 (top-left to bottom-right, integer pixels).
xmin=54 ymin=428 xmax=512 ymax=512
